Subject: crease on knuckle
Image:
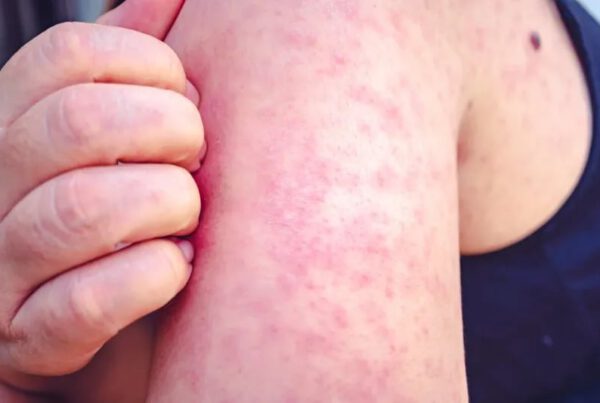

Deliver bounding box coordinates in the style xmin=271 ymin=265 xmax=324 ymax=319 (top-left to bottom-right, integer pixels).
xmin=0 ymin=311 xmax=26 ymax=345
xmin=0 ymin=125 xmax=24 ymax=175
xmin=52 ymin=88 xmax=95 ymax=148
xmin=43 ymin=22 xmax=92 ymax=79
xmin=64 ymin=278 xmax=117 ymax=339
xmin=2 ymin=338 xmax=29 ymax=373
xmin=50 ymin=174 xmax=105 ymax=244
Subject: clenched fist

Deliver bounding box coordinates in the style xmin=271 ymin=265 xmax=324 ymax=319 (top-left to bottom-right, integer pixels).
xmin=0 ymin=1 xmax=203 ymax=398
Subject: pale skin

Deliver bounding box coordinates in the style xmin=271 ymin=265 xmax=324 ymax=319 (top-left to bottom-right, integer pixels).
xmin=0 ymin=0 xmax=592 ymax=401
xmin=0 ymin=1 xmax=204 ymax=401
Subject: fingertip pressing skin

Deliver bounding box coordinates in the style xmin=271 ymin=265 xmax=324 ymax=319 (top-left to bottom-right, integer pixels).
xmin=175 ymin=240 xmax=195 ymax=263
xmin=5 ymin=239 xmax=193 ymax=377
xmin=0 ymin=164 xmax=200 ymax=307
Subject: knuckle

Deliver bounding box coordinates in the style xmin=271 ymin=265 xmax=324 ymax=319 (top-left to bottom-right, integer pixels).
xmin=52 ymin=87 xmax=96 ymax=147
xmin=1 ymin=341 xmax=28 ymax=374
xmin=64 ymin=279 xmax=116 ymax=337
xmin=50 ymin=173 xmax=106 ymax=242
xmin=42 ymin=22 xmax=91 ymax=71
xmin=0 ymin=312 xmax=25 ymax=345
xmin=0 ymin=125 xmax=25 ymax=173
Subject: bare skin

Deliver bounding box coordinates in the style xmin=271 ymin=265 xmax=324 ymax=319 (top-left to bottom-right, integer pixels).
xmin=0 ymin=0 xmax=592 ymax=401
xmin=0 ymin=1 xmax=204 ymax=401
xmin=151 ymin=0 xmax=467 ymax=401
xmin=148 ymin=0 xmax=590 ymax=401
xmin=456 ymin=0 xmax=590 ymax=254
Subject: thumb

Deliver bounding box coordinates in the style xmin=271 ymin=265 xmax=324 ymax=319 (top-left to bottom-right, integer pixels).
xmin=96 ymin=0 xmax=185 ymax=40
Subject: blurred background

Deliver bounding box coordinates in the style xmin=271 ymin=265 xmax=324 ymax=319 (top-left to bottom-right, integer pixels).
xmin=2 ymin=0 xmax=600 ymax=68
xmin=0 ymin=0 xmax=120 ymax=66
xmin=2 ymin=0 xmax=600 ymax=65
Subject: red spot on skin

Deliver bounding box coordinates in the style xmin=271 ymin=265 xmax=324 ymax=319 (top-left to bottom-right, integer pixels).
xmin=348 ymin=86 xmax=404 ymax=133
xmin=316 ymin=52 xmax=350 ymax=77
xmin=333 ymin=53 xmax=348 ymax=66
xmin=372 ymin=163 xmax=400 ymax=190
xmin=282 ymin=30 xmax=318 ymax=49
xmin=385 ymin=285 xmax=395 ymax=300
xmin=333 ymin=306 xmax=349 ymax=329
xmin=389 ymin=10 xmax=408 ymax=39
xmin=353 ymin=273 xmax=373 ymax=289
xmin=530 ymin=31 xmax=542 ymax=51
xmin=334 ymin=0 xmax=359 ymax=21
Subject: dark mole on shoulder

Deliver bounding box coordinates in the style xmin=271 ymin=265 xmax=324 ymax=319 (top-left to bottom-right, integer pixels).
xmin=530 ymin=31 xmax=542 ymax=51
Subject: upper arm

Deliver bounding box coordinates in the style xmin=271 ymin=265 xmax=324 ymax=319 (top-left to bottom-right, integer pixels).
xmin=150 ymin=1 xmax=468 ymax=401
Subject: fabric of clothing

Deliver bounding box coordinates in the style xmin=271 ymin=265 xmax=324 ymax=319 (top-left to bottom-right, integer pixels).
xmin=462 ymin=2 xmax=600 ymax=401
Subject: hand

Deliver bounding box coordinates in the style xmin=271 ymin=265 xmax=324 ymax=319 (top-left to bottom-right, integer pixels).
xmin=0 ymin=0 xmax=202 ymax=397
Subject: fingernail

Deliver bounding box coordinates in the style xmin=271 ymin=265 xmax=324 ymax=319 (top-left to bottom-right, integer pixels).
xmin=176 ymin=240 xmax=195 ymax=263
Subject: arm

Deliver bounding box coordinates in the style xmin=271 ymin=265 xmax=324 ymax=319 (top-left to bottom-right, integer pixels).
xmin=151 ymin=1 xmax=468 ymax=401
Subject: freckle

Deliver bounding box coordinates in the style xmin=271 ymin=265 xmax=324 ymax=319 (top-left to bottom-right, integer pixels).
xmin=282 ymin=30 xmax=317 ymax=49
xmin=354 ymin=273 xmax=373 ymax=288
xmin=385 ymin=285 xmax=395 ymax=300
xmin=530 ymin=31 xmax=541 ymax=51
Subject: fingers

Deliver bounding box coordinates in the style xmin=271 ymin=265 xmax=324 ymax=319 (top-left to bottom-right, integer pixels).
xmin=3 ymin=239 xmax=193 ymax=376
xmin=97 ymin=0 xmax=186 ymax=40
xmin=0 ymin=22 xmax=188 ymax=126
xmin=0 ymin=83 xmax=204 ymax=219
xmin=0 ymin=164 xmax=200 ymax=312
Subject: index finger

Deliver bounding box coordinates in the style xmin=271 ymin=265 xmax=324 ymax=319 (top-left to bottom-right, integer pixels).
xmin=0 ymin=22 xmax=187 ymax=126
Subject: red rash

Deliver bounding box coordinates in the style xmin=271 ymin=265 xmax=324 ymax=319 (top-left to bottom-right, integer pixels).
xmin=148 ymin=0 xmax=467 ymax=401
